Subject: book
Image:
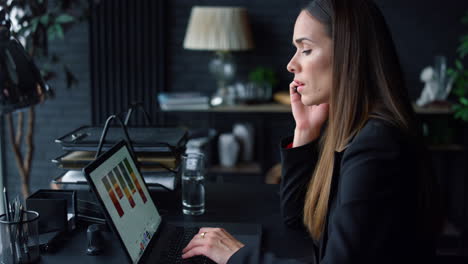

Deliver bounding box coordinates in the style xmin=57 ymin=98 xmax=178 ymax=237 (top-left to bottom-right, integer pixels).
xmin=158 ymin=92 xmax=210 ymax=110
xmin=159 ymin=103 xmax=210 ymax=111
xmin=157 ymin=92 xmax=209 ymax=105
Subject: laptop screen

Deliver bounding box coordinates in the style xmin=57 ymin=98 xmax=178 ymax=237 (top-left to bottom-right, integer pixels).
xmin=86 ymin=142 xmax=161 ymax=264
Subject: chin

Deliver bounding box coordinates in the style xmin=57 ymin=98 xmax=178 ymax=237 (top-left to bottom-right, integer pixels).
xmin=301 ymin=93 xmax=328 ymax=106
xmin=301 ymin=96 xmax=319 ymax=106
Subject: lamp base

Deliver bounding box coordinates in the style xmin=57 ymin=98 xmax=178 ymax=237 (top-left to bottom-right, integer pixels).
xmin=210 ymin=86 xmax=236 ymax=106
xmin=209 ymin=52 xmax=236 ymax=106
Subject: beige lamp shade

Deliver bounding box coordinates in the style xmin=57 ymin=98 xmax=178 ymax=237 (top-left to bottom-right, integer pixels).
xmin=183 ymin=6 xmax=254 ymax=51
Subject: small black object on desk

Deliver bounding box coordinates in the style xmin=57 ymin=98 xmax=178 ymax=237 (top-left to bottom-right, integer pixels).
xmin=86 ymin=224 xmax=106 ymax=256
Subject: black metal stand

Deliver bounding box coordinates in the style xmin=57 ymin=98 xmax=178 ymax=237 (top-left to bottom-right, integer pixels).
xmin=95 ymin=115 xmax=135 ymax=159
xmin=123 ymin=102 xmax=151 ymax=126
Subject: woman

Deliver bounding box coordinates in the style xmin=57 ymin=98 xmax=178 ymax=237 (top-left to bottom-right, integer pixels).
xmin=182 ymin=0 xmax=442 ymax=263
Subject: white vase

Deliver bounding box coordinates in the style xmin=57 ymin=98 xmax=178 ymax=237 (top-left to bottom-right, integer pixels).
xmin=218 ymin=133 xmax=239 ymax=167
xmin=233 ymin=123 xmax=254 ymax=162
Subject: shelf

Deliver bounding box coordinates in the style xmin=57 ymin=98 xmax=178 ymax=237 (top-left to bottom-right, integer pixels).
xmin=207 ymin=162 xmax=262 ymax=175
xmin=163 ymin=103 xmax=291 ymax=113
xmin=163 ymin=103 xmax=453 ymax=114
xmin=412 ymin=103 xmax=454 ymax=115
xmin=428 ymin=144 xmax=465 ymax=152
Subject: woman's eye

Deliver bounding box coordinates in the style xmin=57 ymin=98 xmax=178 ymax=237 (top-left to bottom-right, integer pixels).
xmin=302 ymin=50 xmax=312 ymax=55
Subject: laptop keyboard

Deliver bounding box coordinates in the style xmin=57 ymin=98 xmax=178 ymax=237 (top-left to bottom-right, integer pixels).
xmin=160 ymin=227 xmax=216 ymax=264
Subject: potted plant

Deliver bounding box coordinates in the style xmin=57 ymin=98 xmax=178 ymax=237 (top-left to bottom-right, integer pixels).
xmin=448 ymin=10 xmax=468 ymax=122
xmin=2 ymin=1 xmax=86 ymax=198
xmin=245 ymin=66 xmax=278 ymax=103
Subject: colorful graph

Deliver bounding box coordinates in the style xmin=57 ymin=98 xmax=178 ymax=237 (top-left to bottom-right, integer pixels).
xmin=113 ymin=167 xmax=136 ymax=208
xmin=113 ymin=166 xmax=130 ymax=198
xmin=108 ymin=171 xmax=123 ymax=199
xmin=118 ymin=163 xmax=136 ymax=194
xmin=102 ymin=176 xmax=124 ymax=217
xmin=123 ymin=158 xmax=147 ymax=203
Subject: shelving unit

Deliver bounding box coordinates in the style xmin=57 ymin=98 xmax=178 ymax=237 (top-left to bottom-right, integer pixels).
xmin=162 ymin=103 xmax=465 ymax=178
xmin=207 ymin=162 xmax=263 ymax=183
xmin=162 ymin=102 xmax=454 ymax=114
xmin=163 ymin=102 xmax=465 ymax=153
xmin=207 ymin=162 xmax=262 ymax=175
xmin=162 ymin=103 xmax=291 ymax=113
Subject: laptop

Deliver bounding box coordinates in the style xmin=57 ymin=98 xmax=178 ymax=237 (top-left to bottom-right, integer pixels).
xmin=83 ymin=140 xmax=261 ymax=264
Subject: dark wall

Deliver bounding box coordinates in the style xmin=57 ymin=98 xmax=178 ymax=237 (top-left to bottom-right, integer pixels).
xmin=168 ymin=0 xmax=468 ymax=100
xmin=5 ymin=22 xmax=91 ymax=198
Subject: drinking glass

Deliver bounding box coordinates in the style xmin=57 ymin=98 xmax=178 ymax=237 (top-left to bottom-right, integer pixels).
xmin=181 ymin=153 xmax=205 ymax=215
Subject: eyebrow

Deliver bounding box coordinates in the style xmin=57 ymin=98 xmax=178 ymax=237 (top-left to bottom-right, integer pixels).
xmin=293 ymin=37 xmax=315 ymax=46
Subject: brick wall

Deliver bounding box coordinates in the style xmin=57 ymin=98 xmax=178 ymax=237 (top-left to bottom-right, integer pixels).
xmin=5 ymin=22 xmax=91 ymax=198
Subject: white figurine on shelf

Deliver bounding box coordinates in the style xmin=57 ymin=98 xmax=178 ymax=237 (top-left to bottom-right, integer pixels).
xmin=416 ymin=66 xmax=454 ymax=106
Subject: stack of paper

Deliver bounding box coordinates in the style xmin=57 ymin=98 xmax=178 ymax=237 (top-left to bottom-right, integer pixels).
xmin=157 ymin=92 xmax=210 ymax=110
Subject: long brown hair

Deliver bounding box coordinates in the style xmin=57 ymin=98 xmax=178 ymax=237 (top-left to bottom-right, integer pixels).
xmin=302 ymin=0 xmax=418 ymax=240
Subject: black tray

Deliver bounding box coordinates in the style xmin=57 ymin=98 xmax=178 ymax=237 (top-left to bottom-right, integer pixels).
xmin=55 ymin=126 xmax=188 ymax=153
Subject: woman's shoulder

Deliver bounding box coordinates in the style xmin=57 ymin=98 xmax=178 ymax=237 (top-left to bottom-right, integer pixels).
xmin=338 ymin=118 xmax=419 ymax=205
xmin=340 ymin=118 xmax=417 ymax=186
xmin=346 ymin=118 xmax=412 ymax=153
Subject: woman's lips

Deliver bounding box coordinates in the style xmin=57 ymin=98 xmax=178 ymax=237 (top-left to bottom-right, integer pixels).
xmin=294 ymin=80 xmax=304 ymax=86
xmin=294 ymin=80 xmax=305 ymax=93
xmin=297 ymin=85 xmax=305 ymax=93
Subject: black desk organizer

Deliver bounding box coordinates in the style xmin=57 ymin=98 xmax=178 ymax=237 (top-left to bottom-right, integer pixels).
xmin=52 ymin=106 xmax=188 ymax=223
xmin=56 ymin=102 xmax=188 ymax=154
xmin=55 ymin=126 xmax=187 ymax=154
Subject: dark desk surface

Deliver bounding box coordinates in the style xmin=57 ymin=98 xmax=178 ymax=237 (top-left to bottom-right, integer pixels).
xmin=41 ymin=183 xmax=315 ymax=263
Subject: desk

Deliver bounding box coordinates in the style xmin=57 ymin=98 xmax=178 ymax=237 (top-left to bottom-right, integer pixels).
xmin=41 ymin=183 xmax=315 ymax=263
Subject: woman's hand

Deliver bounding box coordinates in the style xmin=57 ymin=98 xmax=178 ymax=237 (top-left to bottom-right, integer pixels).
xmin=182 ymin=228 xmax=245 ymax=264
xmin=289 ymin=80 xmax=329 ymax=147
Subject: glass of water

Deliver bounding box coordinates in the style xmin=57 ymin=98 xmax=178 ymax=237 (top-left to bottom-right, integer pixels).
xmin=181 ymin=153 xmax=205 ymax=215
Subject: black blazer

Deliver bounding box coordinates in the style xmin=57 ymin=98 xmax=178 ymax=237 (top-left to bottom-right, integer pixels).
xmin=228 ymin=119 xmax=438 ymax=264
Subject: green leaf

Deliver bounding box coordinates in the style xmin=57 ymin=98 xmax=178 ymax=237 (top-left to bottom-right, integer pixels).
xmin=55 ymin=14 xmax=75 ymax=24
xmin=457 ymin=43 xmax=468 ymax=58
xmin=457 ymin=108 xmax=468 ymax=122
xmin=456 ymin=59 xmax=464 ymax=70
xmin=461 ymin=97 xmax=468 ymax=106
xmin=39 ymin=14 xmax=49 ymax=25
xmin=47 ymin=26 xmax=56 ymax=40
xmin=458 ymin=43 xmax=468 ymax=58
xmin=30 ymin=18 xmax=39 ymax=33
xmin=464 ymin=111 xmax=468 ymax=122
xmin=453 ymin=84 xmax=466 ymax=97
xmin=55 ymin=24 xmax=64 ymax=39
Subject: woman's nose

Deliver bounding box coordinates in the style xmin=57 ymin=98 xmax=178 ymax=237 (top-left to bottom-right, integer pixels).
xmin=287 ymin=57 xmax=299 ymax=73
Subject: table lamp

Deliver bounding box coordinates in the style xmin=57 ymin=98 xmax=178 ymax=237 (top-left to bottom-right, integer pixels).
xmin=0 ymin=10 xmax=53 ymax=213
xmin=183 ymin=6 xmax=254 ymax=106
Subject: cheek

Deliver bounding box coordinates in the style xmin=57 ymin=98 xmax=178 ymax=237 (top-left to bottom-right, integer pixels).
xmin=304 ymin=54 xmax=332 ymax=88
